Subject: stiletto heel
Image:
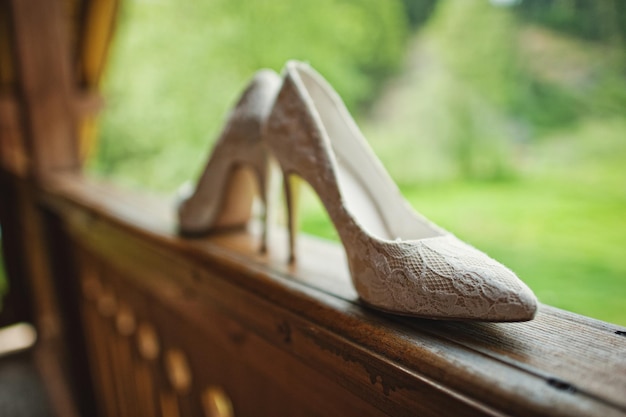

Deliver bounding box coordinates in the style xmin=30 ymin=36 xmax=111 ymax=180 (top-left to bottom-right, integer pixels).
xmin=282 ymin=173 xmax=301 ymax=263
xmin=256 ymin=164 xmax=269 ymax=254
xmin=178 ymin=69 xmax=281 ymax=243
xmin=264 ymin=61 xmax=537 ymax=321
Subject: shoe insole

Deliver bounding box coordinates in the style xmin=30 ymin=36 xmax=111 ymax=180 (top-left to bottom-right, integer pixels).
xmin=335 ymin=159 xmax=394 ymax=241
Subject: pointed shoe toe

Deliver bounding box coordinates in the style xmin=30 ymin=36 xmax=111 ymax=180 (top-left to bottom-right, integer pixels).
xmin=351 ymin=235 xmax=538 ymax=321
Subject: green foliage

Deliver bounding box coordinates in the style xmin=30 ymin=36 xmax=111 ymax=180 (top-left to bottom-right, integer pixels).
xmin=219 ymin=0 xmax=408 ymax=108
xmin=517 ymin=0 xmax=626 ymax=43
xmin=364 ymin=0 xmax=626 ymax=184
xmin=91 ymin=0 xmax=408 ymax=191
xmin=363 ymin=1 xmax=524 ymax=184
xmin=398 ymin=0 xmax=438 ymax=28
xmin=430 ymin=0 xmax=521 ymax=109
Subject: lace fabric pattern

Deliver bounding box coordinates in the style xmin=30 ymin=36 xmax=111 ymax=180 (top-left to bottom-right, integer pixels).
xmin=347 ymin=232 xmax=537 ymax=320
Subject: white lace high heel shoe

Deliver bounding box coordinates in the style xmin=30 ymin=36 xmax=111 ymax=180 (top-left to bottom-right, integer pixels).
xmin=178 ymin=69 xmax=281 ymax=251
xmin=264 ymin=61 xmax=537 ymax=321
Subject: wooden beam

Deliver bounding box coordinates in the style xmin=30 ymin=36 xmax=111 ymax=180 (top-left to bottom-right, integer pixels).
xmin=9 ymin=0 xmax=80 ymax=179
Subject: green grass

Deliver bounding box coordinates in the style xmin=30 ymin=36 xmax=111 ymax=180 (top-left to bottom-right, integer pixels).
xmin=300 ymin=177 xmax=626 ymax=325
xmin=406 ymin=181 xmax=625 ymax=325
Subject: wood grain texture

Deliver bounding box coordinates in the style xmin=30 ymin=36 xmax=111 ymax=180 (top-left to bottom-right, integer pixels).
xmin=42 ymin=173 xmax=626 ymax=417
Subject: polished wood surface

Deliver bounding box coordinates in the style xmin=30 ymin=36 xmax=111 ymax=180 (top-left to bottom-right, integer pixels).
xmin=36 ymin=173 xmax=626 ymax=417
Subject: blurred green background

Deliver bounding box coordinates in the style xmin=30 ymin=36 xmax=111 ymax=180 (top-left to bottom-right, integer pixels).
xmin=80 ymin=0 xmax=625 ymax=324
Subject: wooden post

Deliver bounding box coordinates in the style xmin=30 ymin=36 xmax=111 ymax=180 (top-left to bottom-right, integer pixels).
xmin=3 ymin=0 xmax=82 ymax=337
xmin=0 ymin=0 xmax=87 ymax=415
xmin=9 ymin=0 xmax=80 ymax=179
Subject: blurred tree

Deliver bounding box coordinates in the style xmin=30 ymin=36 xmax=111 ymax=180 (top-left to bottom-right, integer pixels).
xmin=92 ymin=0 xmax=410 ymax=191
xmin=218 ymin=0 xmax=408 ymax=109
xmin=400 ymin=0 xmax=439 ymax=28
xmin=426 ymin=0 xmax=521 ymax=180
xmin=517 ymin=0 xmax=625 ymax=44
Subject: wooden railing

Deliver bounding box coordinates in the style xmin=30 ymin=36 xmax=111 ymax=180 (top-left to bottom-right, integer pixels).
xmin=6 ymin=172 xmax=620 ymax=417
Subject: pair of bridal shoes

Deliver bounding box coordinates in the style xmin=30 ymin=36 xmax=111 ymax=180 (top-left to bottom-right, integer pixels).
xmin=178 ymin=61 xmax=538 ymax=322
